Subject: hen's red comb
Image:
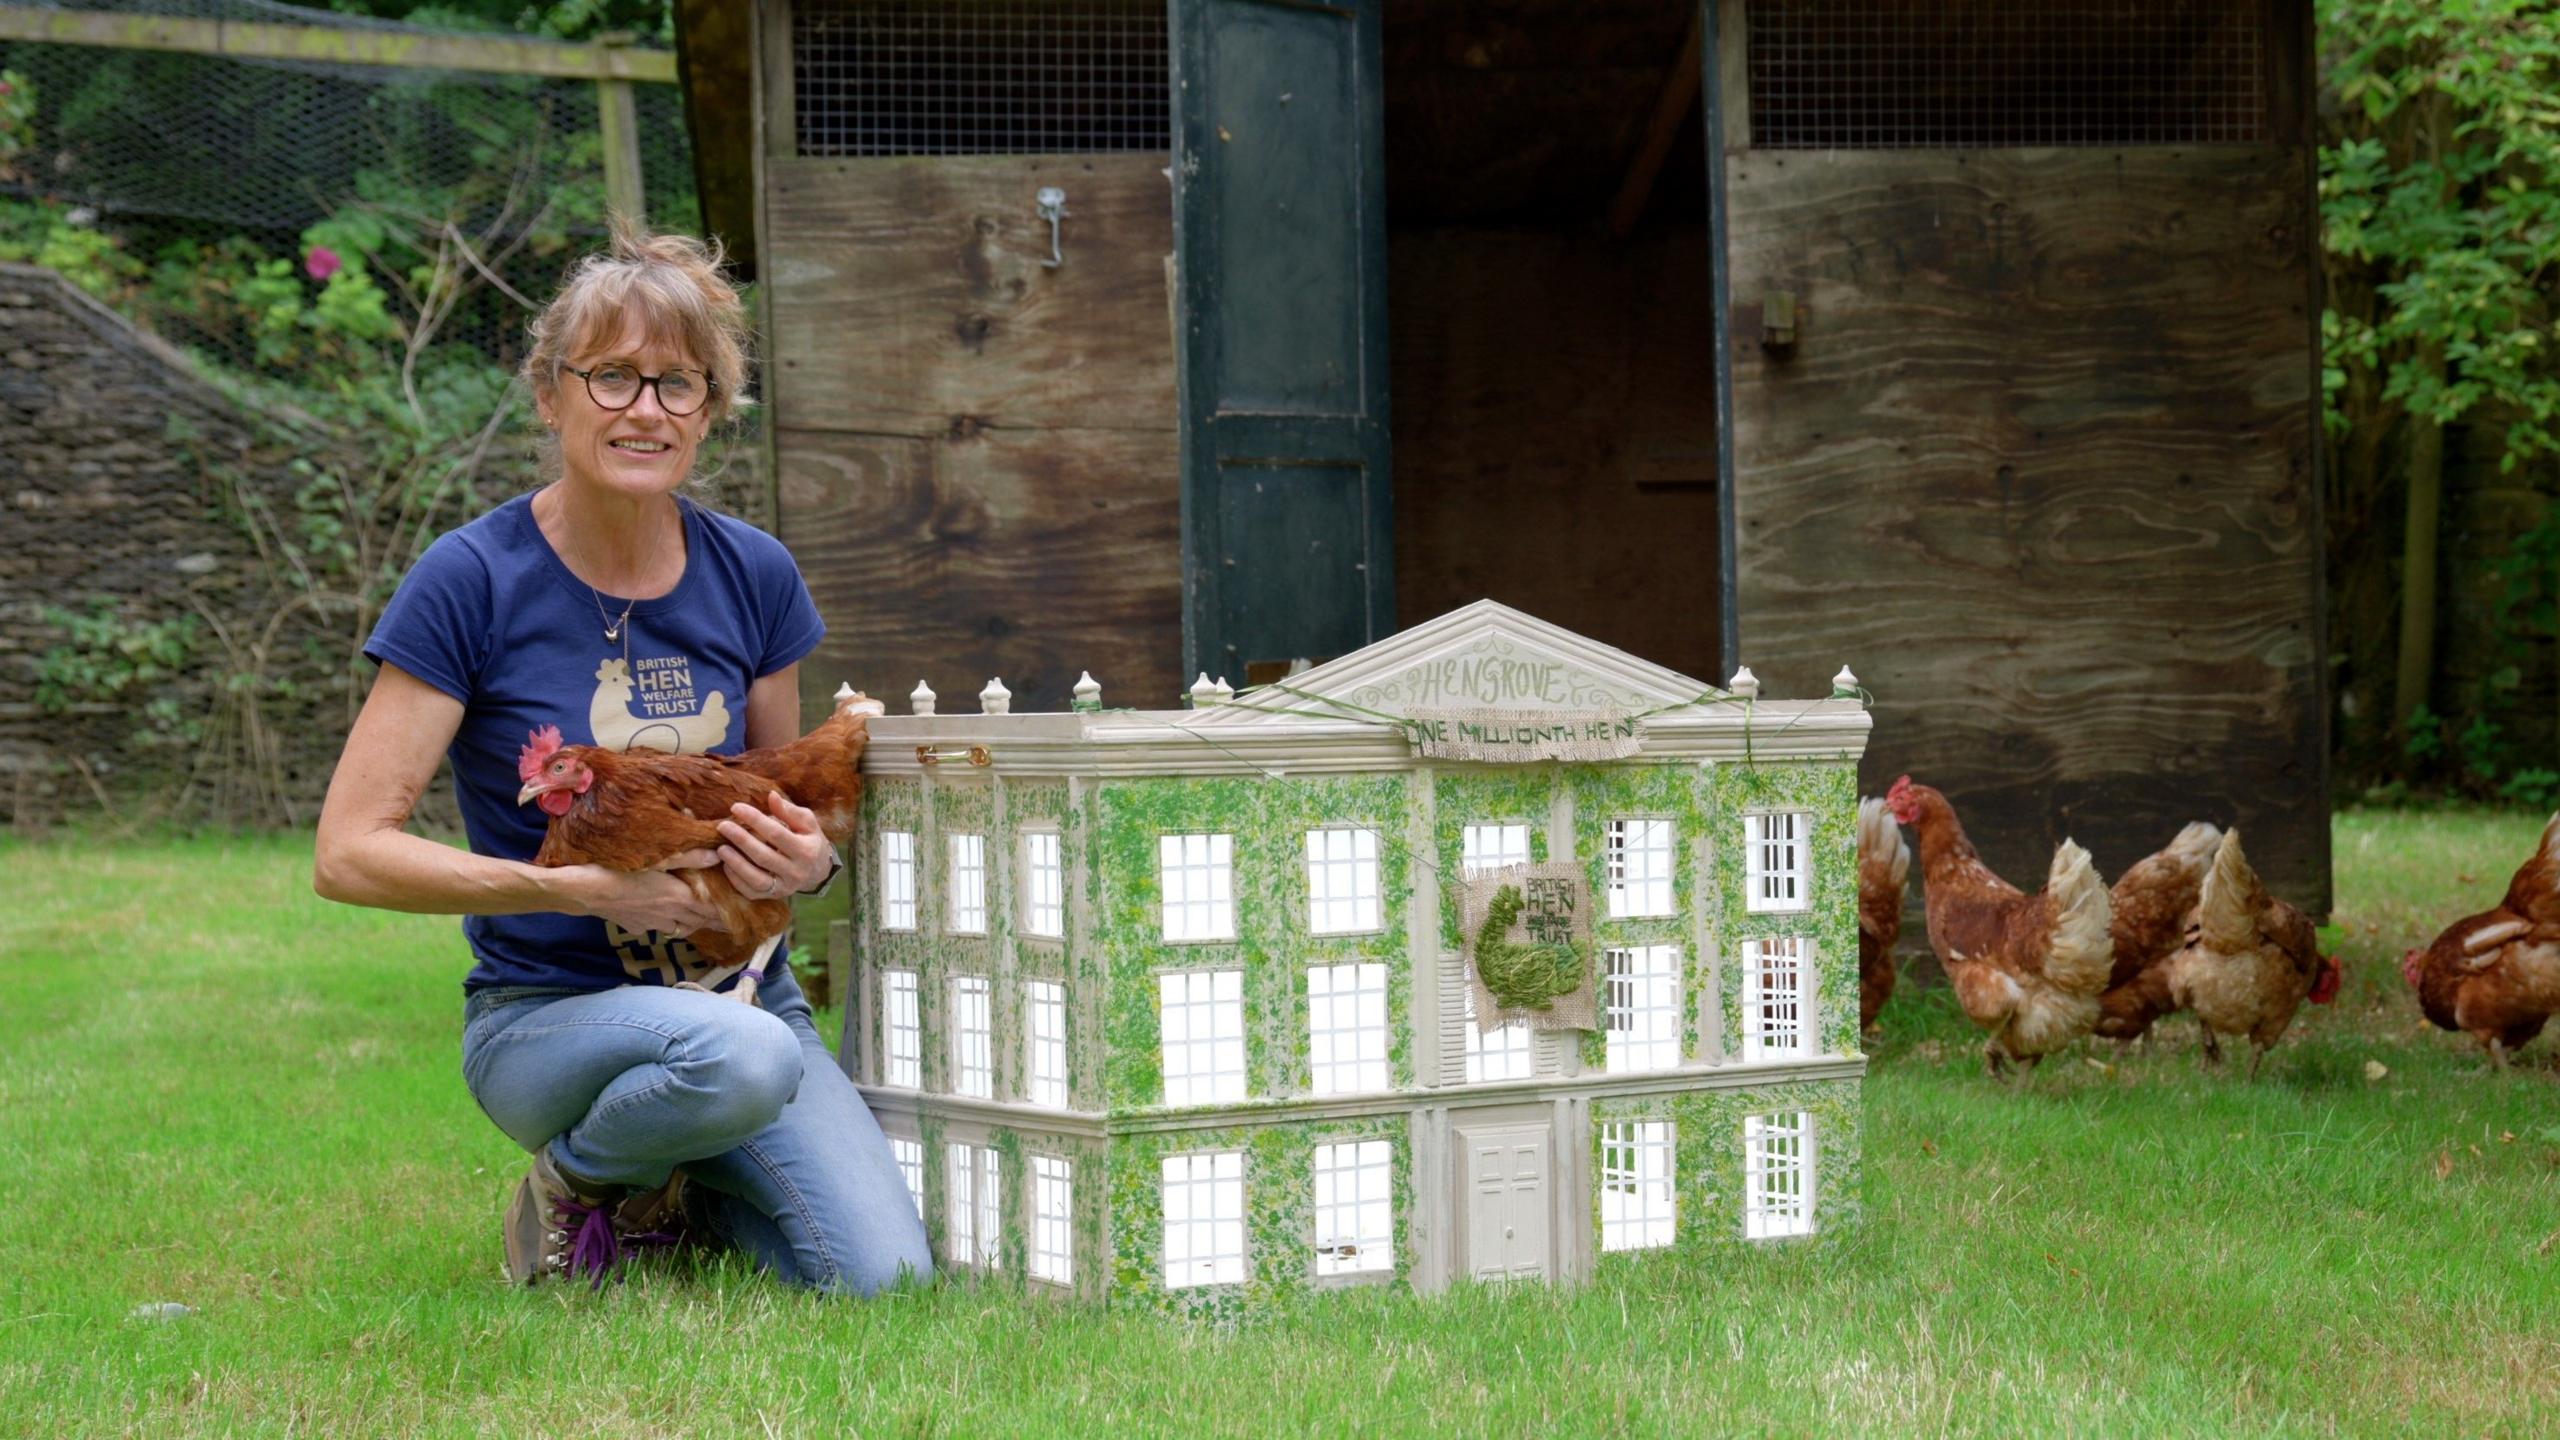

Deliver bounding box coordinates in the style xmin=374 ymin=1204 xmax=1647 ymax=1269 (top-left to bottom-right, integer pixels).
xmin=517 ymin=725 xmax=565 ymax=784
xmin=1886 ymin=774 xmax=1915 ymax=798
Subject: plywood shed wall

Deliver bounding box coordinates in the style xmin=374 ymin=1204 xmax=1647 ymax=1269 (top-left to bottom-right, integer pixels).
xmin=751 ymin=0 xmax=1184 ymax=717
xmin=1717 ymin=0 xmax=2330 ymax=910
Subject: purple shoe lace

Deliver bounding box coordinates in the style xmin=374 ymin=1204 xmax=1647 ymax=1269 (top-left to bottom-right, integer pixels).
xmin=554 ymin=1195 xmax=622 ymax=1289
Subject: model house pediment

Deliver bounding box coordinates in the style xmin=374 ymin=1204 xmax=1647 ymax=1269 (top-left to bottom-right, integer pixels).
xmin=1195 ymin=601 xmax=1716 ymax=727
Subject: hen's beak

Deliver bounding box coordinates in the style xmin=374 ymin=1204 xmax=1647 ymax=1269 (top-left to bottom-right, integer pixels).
xmin=516 ymin=781 xmax=543 ymax=806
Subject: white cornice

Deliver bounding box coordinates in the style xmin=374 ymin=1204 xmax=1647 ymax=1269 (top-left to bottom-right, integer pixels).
xmin=855 ymin=1056 xmax=1866 ymax=1138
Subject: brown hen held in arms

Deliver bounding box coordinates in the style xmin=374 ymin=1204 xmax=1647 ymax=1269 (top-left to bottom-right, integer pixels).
xmin=514 ymin=687 xmax=883 ymax=1005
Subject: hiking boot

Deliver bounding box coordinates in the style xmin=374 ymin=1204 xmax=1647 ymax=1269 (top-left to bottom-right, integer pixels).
xmin=503 ymin=1146 xmax=624 ymax=1288
xmin=612 ymin=1169 xmax=692 ymax=1255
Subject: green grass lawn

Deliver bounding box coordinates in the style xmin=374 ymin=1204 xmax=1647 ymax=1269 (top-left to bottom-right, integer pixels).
xmin=3 ymin=811 xmax=2556 ymax=1436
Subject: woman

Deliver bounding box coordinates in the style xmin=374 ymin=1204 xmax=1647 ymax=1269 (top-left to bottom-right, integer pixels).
xmin=312 ymin=224 xmax=930 ymax=1295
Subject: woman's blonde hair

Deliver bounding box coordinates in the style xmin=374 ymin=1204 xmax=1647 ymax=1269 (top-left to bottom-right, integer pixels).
xmin=521 ymin=218 xmax=753 ymax=428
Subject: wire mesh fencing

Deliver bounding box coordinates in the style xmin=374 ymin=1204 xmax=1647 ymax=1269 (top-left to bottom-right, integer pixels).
xmin=0 ymin=0 xmax=701 ymax=376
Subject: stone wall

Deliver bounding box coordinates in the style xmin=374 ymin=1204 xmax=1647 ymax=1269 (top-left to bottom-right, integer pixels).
xmin=0 ymin=263 xmax=777 ymax=832
xmin=0 ymin=262 xmax=325 ymax=828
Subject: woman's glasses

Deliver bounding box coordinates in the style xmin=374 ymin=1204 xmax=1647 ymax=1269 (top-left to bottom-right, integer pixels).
xmin=563 ymin=363 xmax=716 ymax=417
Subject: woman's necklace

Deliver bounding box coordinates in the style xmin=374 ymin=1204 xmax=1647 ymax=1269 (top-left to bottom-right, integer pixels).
xmin=580 ymin=507 xmax=674 ymax=644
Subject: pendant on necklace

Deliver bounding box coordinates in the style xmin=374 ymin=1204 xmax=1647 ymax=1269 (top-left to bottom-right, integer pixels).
xmin=604 ymin=620 xmax=624 ymax=642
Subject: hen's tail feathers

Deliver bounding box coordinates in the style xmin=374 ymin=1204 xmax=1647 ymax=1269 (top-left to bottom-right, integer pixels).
xmin=2044 ymin=838 xmax=2115 ymax=997
xmin=1858 ymin=797 xmax=1911 ymax=893
xmin=2197 ymin=828 xmax=2266 ymax=954
xmin=2163 ymin=820 xmax=2225 ymax=878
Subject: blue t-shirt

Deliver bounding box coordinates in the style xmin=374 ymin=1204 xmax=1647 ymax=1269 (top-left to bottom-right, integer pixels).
xmin=363 ymin=492 xmax=826 ymax=994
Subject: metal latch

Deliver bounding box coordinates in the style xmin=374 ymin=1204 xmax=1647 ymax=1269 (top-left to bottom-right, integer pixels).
xmin=1761 ymin=290 xmax=1797 ymax=350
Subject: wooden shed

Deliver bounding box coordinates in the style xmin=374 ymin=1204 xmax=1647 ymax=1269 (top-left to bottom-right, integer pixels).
xmin=676 ymin=0 xmax=2329 ymax=909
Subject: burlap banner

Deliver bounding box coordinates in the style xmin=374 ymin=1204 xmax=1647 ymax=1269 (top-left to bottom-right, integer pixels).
xmin=1458 ymin=863 xmax=1598 ymax=1033
xmin=1400 ymin=707 xmax=1643 ymax=763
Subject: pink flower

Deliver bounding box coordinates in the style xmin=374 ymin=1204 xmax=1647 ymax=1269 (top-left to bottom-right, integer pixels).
xmin=304 ymin=246 xmax=341 ymax=281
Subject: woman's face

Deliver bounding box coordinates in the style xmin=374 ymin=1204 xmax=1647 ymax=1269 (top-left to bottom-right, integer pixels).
xmin=536 ymin=319 xmax=712 ymax=502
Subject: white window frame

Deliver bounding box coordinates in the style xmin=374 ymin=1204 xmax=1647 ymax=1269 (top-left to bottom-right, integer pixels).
xmin=1741 ymin=937 xmax=1813 ymax=1063
xmin=947 ymin=1142 xmax=1003 ymax=1268
xmin=1745 ymin=811 xmax=1813 ymax=915
xmin=879 ymin=829 xmax=918 ymax=931
xmin=1306 ymin=962 xmax=1390 ymax=1096
xmin=1304 ymin=827 xmax=1384 ymax=935
xmin=1158 ymin=969 xmax=1246 ymax=1106
xmin=1606 ymin=818 xmax=1676 ymax=919
xmin=891 ymin=1136 xmax=925 ymax=1221
xmin=882 ymin=969 xmax=921 ymax=1089
xmin=1745 ymin=1112 xmax=1817 ymax=1240
xmin=1599 ymin=1120 xmax=1677 ymax=1251
xmin=1030 ymin=1154 xmax=1074 ymax=1287
xmin=1313 ymin=1139 xmax=1394 ymax=1277
xmin=1461 ymin=821 xmax=1533 ymax=877
xmin=1158 ymin=833 xmax=1236 ymax=943
xmin=1021 ymin=829 xmax=1064 ymax=939
xmin=1161 ymin=1150 xmax=1246 ymax=1288
xmin=1026 ymin=978 xmax=1069 ymax=1109
xmin=1604 ymin=943 xmax=1683 ymax=1073
xmin=947 ymin=833 xmax=988 ymax=934
xmin=950 ymin=974 xmax=993 ymax=1099
xmin=1460 ymin=984 xmax=1536 ymax=1084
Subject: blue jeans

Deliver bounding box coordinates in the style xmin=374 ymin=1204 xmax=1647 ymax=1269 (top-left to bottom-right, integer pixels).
xmin=461 ymin=964 xmax=931 ymax=1296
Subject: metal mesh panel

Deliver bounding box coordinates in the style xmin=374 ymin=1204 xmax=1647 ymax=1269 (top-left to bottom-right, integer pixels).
xmin=0 ymin=0 xmax=700 ymax=372
xmin=794 ymin=0 xmax=1170 ymax=157
xmin=1748 ymin=0 xmax=2265 ymax=149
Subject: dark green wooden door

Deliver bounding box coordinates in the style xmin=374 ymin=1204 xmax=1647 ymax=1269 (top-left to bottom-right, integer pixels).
xmin=1171 ymin=0 xmax=1393 ymax=687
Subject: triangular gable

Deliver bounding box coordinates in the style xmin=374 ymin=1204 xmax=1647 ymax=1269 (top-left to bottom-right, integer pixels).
xmin=1192 ymin=600 xmax=1717 ymax=726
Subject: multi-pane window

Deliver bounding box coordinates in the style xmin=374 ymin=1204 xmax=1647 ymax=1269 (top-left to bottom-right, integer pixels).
xmin=1604 ymin=944 xmax=1683 ymax=1072
xmin=1742 ymin=937 xmax=1812 ymax=1062
xmin=946 ymin=1142 xmax=1002 ymax=1269
xmin=1158 ymin=833 xmax=1236 ymax=942
xmin=948 ymin=833 xmax=988 ymax=933
xmin=1158 ymin=969 xmax=1246 ymax=1105
xmin=950 ymin=974 xmax=993 ymax=1099
xmin=883 ymin=969 xmax=922 ymax=1088
xmin=1461 ymin=985 xmax=1536 ymax=1083
xmin=1461 ymin=821 xmax=1533 ymax=876
xmin=1460 ymin=822 xmax=1536 ymax=1081
xmin=1746 ymin=812 xmax=1812 ymax=914
xmin=1606 ymin=818 xmax=1675 ymax=918
xmin=891 ymin=1136 xmax=925 ymax=1221
xmin=1307 ymin=962 xmax=1390 ymax=1095
xmin=1744 ymin=1112 xmax=1816 ymax=1239
xmin=1022 ymin=830 xmax=1065 ymax=938
xmin=1161 ymin=1150 xmax=1245 ymax=1288
xmin=1026 ymin=978 xmax=1069 ymax=1108
xmin=880 ymin=829 xmax=918 ymax=931
xmin=1313 ymin=1139 xmax=1394 ymax=1277
xmin=1030 ymin=1155 xmax=1074 ymax=1286
xmin=1304 ymin=827 xmax=1383 ymax=934
xmin=1600 ymin=1120 xmax=1677 ymax=1251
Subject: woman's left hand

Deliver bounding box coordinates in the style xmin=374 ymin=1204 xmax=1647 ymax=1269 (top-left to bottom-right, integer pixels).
xmin=716 ymin=791 xmax=836 ymax=900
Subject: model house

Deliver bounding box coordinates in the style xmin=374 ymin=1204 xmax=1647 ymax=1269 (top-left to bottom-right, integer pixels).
xmin=841 ymin=602 xmax=1869 ymax=1316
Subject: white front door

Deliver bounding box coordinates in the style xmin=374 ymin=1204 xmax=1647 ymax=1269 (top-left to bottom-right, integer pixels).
xmin=1461 ymin=1123 xmax=1551 ymax=1282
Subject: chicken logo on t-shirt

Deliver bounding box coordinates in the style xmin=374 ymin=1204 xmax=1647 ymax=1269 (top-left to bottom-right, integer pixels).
xmin=588 ymin=655 xmax=732 ymax=755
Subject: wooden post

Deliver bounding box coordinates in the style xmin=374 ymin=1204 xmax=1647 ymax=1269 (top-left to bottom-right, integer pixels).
xmin=596 ymin=31 xmax=645 ymax=225
xmin=2395 ymin=401 xmax=2444 ymax=738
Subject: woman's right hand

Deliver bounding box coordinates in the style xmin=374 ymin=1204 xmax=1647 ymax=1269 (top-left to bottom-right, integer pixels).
xmin=567 ymin=852 xmax=723 ymax=936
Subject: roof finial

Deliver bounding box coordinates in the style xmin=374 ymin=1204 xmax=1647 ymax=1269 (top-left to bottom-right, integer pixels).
xmin=979 ymin=677 xmax=1011 ymax=715
xmin=1727 ymin=664 xmax=1760 ymax=700
xmin=910 ymin=679 xmax=937 ymax=717
xmin=1072 ymin=670 xmax=1102 ymax=712
xmin=1831 ymin=665 xmax=1860 ymax=701
xmin=1189 ymin=672 xmax=1219 ymax=708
